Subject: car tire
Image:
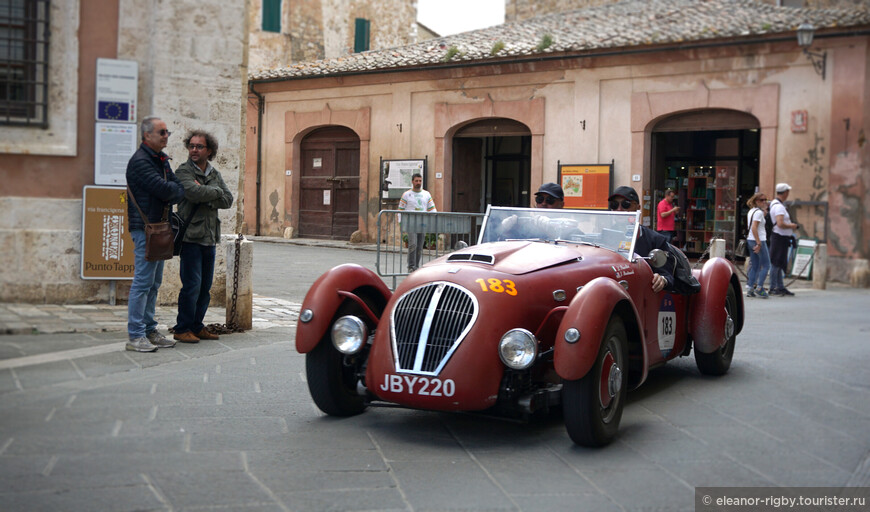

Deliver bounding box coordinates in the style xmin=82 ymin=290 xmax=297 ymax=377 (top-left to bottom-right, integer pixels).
xmin=562 ymin=316 xmax=628 ymax=447
xmin=305 ymin=302 xmax=371 ymax=417
xmin=695 ymin=285 xmax=737 ymax=376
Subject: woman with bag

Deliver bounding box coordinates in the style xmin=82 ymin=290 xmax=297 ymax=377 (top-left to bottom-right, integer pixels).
xmin=745 ymin=192 xmax=771 ymax=298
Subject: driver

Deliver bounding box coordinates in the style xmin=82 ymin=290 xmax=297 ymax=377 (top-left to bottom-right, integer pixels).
xmin=608 ymin=186 xmax=674 ymax=293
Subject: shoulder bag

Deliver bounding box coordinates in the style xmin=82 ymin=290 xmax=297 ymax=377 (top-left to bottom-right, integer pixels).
xmin=172 ymin=204 xmax=200 ymax=256
xmin=127 ymin=186 xmax=174 ymax=261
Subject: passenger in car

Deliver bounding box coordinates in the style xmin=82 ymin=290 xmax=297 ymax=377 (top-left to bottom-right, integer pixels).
xmin=608 ymin=186 xmax=675 ymax=293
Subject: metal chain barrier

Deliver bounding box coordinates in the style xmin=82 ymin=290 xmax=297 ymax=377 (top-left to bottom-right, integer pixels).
xmin=207 ymin=233 xmax=246 ymax=334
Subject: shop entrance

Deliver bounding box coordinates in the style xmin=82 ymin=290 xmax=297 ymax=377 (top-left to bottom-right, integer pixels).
xmin=451 ymin=118 xmax=531 ymax=213
xmin=650 ymin=110 xmax=760 ymax=256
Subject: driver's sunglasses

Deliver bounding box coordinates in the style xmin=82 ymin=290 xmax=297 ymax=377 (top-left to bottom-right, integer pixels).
xmin=535 ymin=195 xmax=557 ymax=205
xmin=609 ymin=199 xmax=632 ymax=210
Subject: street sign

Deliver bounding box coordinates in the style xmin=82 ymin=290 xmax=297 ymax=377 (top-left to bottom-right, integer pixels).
xmin=81 ymin=186 xmax=135 ymax=280
xmin=790 ymin=239 xmax=815 ymax=279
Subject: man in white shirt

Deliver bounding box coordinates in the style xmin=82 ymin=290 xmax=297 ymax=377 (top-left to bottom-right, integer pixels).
xmin=768 ymin=183 xmax=800 ymax=296
xmin=398 ymin=173 xmax=436 ymax=272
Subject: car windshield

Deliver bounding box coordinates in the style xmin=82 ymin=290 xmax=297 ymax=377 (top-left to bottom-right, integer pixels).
xmin=478 ymin=206 xmax=640 ymax=259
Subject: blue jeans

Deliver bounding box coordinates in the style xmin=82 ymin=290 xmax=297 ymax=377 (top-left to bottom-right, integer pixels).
xmin=128 ymin=229 xmax=165 ymax=339
xmin=174 ymin=242 xmax=216 ymax=334
xmin=746 ymin=240 xmax=770 ymax=289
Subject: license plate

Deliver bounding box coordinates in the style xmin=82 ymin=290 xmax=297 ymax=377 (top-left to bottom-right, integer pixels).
xmin=378 ymin=373 xmax=456 ymax=397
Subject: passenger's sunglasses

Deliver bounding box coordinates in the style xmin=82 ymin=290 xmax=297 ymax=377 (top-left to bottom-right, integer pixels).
xmin=157 ymin=129 xmax=171 ymax=136
xmin=535 ymin=195 xmax=557 ymax=205
xmin=609 ymin=199 xmax=633 ymax=210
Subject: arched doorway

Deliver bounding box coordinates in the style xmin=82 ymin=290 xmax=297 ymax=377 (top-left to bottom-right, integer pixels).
xmin=299 ymin=126 xmax=360 ymax=239
xmin=650 ymin=109 xmax=760 ymax=255
xmin=451 ymin=118 xmax=531 ymax=213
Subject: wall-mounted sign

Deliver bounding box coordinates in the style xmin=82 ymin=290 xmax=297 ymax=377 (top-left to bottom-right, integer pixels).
xmin=313 ymin=157 xmax=322 ymax=168
xmin=95 ymin=59 xmax=137 ymax=122
xmin=381 ymin=159 xmax=425 ymax=200
xmin=791 ymin=110 xmax=808 ymax=133
xmin=558 ymin=163 xmax=613 ymax=209
xmin=94 ymin=122 xmax=137 ymax=185
xmin=81 ymin=186 xmax=134 ymax=280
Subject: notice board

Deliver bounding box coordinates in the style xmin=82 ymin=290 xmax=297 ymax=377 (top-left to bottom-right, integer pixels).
xmin=81 ymin=186 xmax=135 ymax=280
xmin=558 ymin=163 xmax=613 ymax=209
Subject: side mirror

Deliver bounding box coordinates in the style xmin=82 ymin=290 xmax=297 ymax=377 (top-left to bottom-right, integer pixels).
xmin=646 ymin=248 xmax=667 ymax=268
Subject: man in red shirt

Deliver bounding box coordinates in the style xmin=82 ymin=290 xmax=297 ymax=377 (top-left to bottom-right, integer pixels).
xmin=656 ymin=188 xmax=680 ymax=243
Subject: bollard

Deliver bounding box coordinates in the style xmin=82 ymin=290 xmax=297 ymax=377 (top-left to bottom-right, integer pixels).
xmin=813 ymin=243 xmax=827 ymax=290
xmin=709 ymin=239 xmax=726 ymax=259
xmin=224 ymin=236 xmax=253 ymax=330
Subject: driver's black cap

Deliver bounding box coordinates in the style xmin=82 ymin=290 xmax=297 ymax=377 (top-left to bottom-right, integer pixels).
xmin=608 ymin=186 xmax=639 ymax=204
xmin=536 ymin=182 xmax=564 ymax=200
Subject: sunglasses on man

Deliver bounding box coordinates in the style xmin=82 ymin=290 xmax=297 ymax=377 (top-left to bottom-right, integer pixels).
xmin=535 ymin=195 xmax=558 ymax=205
xmin=609 ymin=199 xmax=633 ymax=210
xmin=157 ymin=129 xmax=171 ymax=136
xmin=187 ymin=144 xmax=207 ymax=150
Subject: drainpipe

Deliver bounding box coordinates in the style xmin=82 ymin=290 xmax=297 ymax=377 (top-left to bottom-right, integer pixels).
xmin=249 ymin=82 xmax=264 ymax=235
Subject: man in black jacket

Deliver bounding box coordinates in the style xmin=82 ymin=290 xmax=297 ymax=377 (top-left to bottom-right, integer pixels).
xmin=125 ymin=116 xmax=185 ymax=352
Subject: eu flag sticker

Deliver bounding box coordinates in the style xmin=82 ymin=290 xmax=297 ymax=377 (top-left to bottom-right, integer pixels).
xmin=98 ymin=101 xmax=130 ymax=121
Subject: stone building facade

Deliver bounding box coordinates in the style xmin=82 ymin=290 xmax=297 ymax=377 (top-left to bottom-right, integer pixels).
xmin=248 ymin=0 xmax=419 ymax=72
xmin=247 ymin=0 xmax=870 ymax=284
xmin=0 ymin=0 xmax=249 ymax=303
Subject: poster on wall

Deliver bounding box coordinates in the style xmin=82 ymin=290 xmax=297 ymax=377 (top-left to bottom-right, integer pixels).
xmin=81 ymin=186 xmax=134 ymax=280
xmin=558 ymin=163 xmax=613 ymax=209
xmin=95 ymin=59 xmax=137 ymax=122
xmin=94 ymin=122 xmax=137 ymax=185
xmin=381 ymin=159 xmax=426 ymax=200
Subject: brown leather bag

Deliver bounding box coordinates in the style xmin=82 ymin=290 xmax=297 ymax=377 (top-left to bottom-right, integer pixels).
xmin=127 ymin=186 xmax=175 ymax=261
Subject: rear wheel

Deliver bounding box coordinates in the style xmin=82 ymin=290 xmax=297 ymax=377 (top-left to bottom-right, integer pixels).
xmin=695 ymin=286 xmax=737 ymax=376
xmin=305 ymin=302 xmax=372 ymax=416
xmin=562 ymin=316 xmax=628 ymax=447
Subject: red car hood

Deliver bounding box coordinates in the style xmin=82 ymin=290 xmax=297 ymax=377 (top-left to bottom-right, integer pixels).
xmin=434 ymin=241 xmax=581 ymax=275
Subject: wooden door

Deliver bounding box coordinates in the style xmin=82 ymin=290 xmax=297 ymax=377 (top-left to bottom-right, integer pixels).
xmin=452 ymin=138 xmax=482 ymax=212
xmin=299 ymin=128 xmax=360 ymax=239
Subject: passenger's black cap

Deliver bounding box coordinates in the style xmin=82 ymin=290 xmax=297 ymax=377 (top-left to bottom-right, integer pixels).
xmin=608 ymin=186 xmax=639 ymax=204
xmin=535 ymin=182 xmax=564 ymax=200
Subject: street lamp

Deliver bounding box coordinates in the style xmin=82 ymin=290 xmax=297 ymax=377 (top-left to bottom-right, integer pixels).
xmin=797 ymin=23 xmax=826 ymax=80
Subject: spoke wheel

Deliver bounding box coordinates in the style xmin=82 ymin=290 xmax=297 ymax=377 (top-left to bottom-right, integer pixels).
xmin=306 ymin=302 xmax=373 ymax=416
xmin=695 ymin=286 xmax=737 ymax=376
xmin=562 ymin=316 xmax=628 ymax=447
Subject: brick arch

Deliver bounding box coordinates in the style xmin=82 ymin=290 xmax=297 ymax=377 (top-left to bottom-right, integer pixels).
xmin=433 ymin=97 xmax=544 ymax=211
xmin=280 ymin=106 xmax=371 ymax=237
xmin=631 ymin=83 xmax=779 ymax=194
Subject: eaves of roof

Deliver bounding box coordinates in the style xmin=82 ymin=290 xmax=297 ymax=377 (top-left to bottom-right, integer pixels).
xmin=249 ymin=0 xmax=870 ymax=83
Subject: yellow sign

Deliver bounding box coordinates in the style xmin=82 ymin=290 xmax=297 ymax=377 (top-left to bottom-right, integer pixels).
xmin=81 ymin=186 xmax=135 ymax=279
xmin=559 ymin=164 xmax=612 ymax=209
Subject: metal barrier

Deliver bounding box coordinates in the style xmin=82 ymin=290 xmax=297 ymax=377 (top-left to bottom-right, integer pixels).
xmin=376 ymin=210 xmax=484 ymax=288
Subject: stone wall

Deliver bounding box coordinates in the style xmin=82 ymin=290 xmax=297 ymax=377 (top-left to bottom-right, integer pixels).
xmin=0 ymin=0 xmax=248 ymax=304
xmin=248 ymin=0 xmax=417 ymax=73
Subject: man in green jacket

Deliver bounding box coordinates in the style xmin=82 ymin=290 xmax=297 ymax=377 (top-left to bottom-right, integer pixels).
xmin=172 ymin=130 xmax=234 ymax=343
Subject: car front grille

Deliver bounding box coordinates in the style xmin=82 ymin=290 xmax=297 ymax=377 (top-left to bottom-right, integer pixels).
xmin=390 ymin=282 xmax=478 ymax=375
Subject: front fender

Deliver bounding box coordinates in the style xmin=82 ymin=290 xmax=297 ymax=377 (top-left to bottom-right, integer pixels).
xmin=295 ymin=264 xmax=392 ymax=354
xmin=554 ymin=277 xmax=646 ymax=382
xmin=690 ymin=257 xmax=738 ymax=354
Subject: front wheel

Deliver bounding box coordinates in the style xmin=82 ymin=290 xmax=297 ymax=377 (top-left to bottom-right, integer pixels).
xmin=562 ymin=316 xmax=628 ymax=447
xmin=695 ymin=285 xmax=737 ymax=376
xmin=305 ymin=303 xmax=371 ymax=416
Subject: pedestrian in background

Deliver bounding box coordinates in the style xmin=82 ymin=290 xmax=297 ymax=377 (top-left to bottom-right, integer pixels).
xmin=745 ymin=192 xmax=770 ymax=298
xmin=656 ymin=188 xmax=680 ymax=243
xmin=125 ymin=116 xmax=185 ymax=352
xmin=398 ymin=173 xmax=436 ymax=272
xmin=769 ymin=183 xmax=799 ymax=296
xmin=172 ymin=130 xmax=234 ymax=343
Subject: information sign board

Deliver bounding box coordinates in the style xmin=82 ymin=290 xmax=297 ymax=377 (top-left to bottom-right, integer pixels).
xmin=81 ymin=186 xmax=135 ymax=280
xmin=558 ymin=164 xmax=613 ymax=209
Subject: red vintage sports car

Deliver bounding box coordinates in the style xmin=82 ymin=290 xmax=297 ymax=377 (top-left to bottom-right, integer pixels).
xmin=295 ymin=207 xmax=743 ymax=446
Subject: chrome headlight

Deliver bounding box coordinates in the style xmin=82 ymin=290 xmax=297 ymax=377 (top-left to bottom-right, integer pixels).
xmin=331 ymin=315 xmax=368 ymax=354
xmin=498 ymin=328 xmax=538 ymax=370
